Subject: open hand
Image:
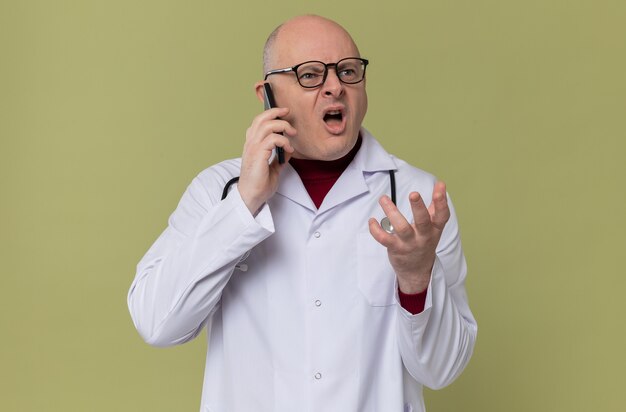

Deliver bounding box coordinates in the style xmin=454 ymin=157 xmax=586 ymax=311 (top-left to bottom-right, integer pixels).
xmin=368 ymin=181 xmax=450 ymax=294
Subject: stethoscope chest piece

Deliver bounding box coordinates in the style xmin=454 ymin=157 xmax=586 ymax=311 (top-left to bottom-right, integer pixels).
xmin=380 ymin=216 xmax=394 ymax=234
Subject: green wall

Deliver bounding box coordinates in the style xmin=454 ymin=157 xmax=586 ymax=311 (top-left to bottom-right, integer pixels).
xmin=1 ymin=1 xmax=624 ymax=411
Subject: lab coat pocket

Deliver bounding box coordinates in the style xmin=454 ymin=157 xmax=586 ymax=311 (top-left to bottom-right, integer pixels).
xmin=356 ymin=232 xmax=396 ymax=306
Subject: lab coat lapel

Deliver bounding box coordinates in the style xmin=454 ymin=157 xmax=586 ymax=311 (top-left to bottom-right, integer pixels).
xmin=275 ymin=163 xmax=317 ymax=212
xmin=318 ymin=129 xmax=397 ymax=214
xmin=317 ymin=165 xmax=368 ymax=213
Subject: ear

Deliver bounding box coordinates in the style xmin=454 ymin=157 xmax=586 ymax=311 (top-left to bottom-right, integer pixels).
xmin=254 ymin=81 xmax=266 ymax=103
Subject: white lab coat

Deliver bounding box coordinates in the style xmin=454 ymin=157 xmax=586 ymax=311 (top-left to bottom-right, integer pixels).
xmin=128 ymin=129 xmax=477 ymax=412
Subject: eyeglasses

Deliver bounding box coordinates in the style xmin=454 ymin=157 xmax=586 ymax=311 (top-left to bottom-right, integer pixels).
xmin=264 ymin=57 xmax=369 ymax=88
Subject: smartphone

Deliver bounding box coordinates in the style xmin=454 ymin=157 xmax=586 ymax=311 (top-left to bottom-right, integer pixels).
xmin=263 ymin=82 xmax=285 ymax=164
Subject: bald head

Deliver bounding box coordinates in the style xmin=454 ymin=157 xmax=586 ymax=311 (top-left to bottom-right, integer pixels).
xmin=262 ymin=15 xmax=360 ymax=74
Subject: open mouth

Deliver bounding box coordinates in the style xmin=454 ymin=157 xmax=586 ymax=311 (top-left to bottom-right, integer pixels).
xmin=324 ymin=110 xmax=343 ymax=124
xmin=322 ymin=108 xmax=346 ymax=134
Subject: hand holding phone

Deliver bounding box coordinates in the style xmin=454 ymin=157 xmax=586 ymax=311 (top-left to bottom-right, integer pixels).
xmin=238 ymin=84 xmax=295 ymax=214
xmin=262 ymin=83 xmax=285 ymax=164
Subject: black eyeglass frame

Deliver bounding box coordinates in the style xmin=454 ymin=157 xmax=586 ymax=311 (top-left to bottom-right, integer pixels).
xmin=264 ymin=57 xmax=369 ymax=88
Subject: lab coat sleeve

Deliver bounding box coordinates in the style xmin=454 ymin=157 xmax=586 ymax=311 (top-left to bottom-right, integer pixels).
xmin=128 ymin=170 xmax=275 ymax=347
xmin=395 ymin=197 xmax=477 ymax=390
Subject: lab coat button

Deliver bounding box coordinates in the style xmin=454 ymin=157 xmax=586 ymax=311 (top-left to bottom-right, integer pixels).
xmin=315 ymin=300 xmax=322 ymax=307
xmin=314 ymin=372 xmax=322 ymax=380
xmin=314 ymin=231 xmax=321 ymax=238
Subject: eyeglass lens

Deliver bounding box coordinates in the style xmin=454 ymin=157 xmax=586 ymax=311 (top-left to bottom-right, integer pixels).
xmin=297 ymin=59 xmax=365 ymax=88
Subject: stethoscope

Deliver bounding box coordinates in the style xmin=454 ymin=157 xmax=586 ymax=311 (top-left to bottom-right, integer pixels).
xmin=221 ymin=169 xmax=397 ymax=234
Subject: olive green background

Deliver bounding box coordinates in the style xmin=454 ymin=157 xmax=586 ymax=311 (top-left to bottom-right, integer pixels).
xmin=1 ymin=0 xmax=624 ymax=411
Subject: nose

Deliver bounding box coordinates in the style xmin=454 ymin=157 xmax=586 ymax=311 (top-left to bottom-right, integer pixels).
xmin=322 ymin=67 xmax=344 ymax=98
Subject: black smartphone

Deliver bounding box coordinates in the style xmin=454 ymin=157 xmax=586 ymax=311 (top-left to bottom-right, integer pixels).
xmin=263 ymin=82 xmax=285 ymax=164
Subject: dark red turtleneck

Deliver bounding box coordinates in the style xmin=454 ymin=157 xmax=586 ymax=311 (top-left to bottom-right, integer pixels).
xmin=289 ymin=137 xmax=362 ymax=209
xmin=289 ymin=137 xmax=427 ymax=314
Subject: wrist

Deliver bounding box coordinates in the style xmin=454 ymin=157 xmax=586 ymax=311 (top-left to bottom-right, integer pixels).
xmin=397 ymin=274 xmax=430 ymax=294
xmin=239 ymin=187 xmax=264 ymax=215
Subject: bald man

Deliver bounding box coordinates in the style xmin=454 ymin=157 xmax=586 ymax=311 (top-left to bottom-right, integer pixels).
xmin=129 ymin=15 xmax=477 ymax=412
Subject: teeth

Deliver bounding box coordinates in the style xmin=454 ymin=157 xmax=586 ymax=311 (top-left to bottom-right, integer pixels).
xmin=327 ymin=110 xmax=341 ymax=115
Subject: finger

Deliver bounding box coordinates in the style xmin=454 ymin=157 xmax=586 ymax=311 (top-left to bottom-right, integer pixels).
xmin=251 ymin=119 xmax=296 ymax=143
xmin=246 ymin=108 xmax=291 ymax=139
xmin=368 ymin=217 xmax=395 ymax=248
xmin=266 ymin=119 xmax=297 ymax=137
xmin=281 ymin=121 xmax=298 ymax=137
xmin=244 ymin=133 xmax=293 ymax=165
xmin=409 ymin=191 xmax=431 ymax=234
xmin=261 ymin=133 xmax=294 ymax=155
xmin=378 ymin=195 xmax=413 ymax=240
xmin=270 ymin=142 xmax=295 ymax=168
xmin=428 ymin=181 xmax=450 ymax=230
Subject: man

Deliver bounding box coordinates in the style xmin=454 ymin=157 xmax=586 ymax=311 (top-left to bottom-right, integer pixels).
xmin=128 ymin=15 xmax=477 ymax=412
